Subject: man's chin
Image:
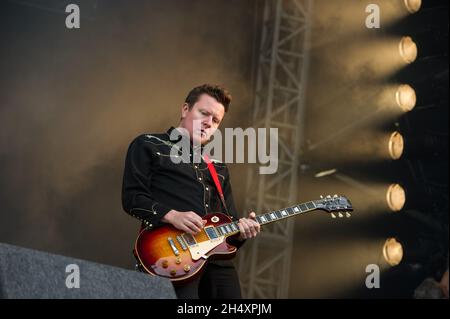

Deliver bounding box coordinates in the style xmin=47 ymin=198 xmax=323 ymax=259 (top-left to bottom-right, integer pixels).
xmin=192 ymin=135 xmax=208 ymax=146
xmin=200 ymin=137 xmax=209 ymax=145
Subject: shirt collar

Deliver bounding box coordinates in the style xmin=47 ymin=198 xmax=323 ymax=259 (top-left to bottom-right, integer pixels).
xmin=166 ymin=126 xmax=204 ymax=154
xmin=166 ymin=127 xmax=182 ymax=142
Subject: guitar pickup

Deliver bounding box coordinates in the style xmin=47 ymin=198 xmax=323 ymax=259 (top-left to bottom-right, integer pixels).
xmin=182 ymin=233 xmax=197 ymax=247
xmin=176 ymin=235 xmax=188 ymax=251
xmin=204 ymin=226 xmax=219 ymax=240
xmin=167 ymin=237 xmax=180 ymax=256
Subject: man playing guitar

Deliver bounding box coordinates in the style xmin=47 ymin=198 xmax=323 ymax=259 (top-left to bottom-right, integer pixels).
xmin=122 ymin=84 xmax=261 ymax=299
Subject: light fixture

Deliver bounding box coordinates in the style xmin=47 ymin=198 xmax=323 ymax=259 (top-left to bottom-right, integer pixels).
xmin=388 ymin=131 xmax=404 ymax=160
xmin=383 ymin=238 xmax=404 ymax=266
xmin=399 ymin=36 xmax=418 ymax=64
xmin=404 ymin=0 xmax=422 ymax=14
xmin=315 ymin=169 xmax=337 ymax=178
xmin=396 ymin=84 xmax=417 ymax=112
xmin=386 ymin=183 xmax=406 ymax=212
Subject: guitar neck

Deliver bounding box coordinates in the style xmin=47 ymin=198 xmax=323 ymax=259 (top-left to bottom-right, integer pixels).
xmin=214 ymin=200 xmax=319 ymax=237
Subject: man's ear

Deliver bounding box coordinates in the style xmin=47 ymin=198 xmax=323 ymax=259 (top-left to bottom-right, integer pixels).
xmin=181 ymin=103 xmax=189 ymax=119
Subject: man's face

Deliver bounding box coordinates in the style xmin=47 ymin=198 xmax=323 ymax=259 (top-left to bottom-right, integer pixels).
xmin=180 ymin=93 xmax=225 ymax=145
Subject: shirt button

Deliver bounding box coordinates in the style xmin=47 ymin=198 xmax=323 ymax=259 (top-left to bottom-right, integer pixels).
xmin=194 ymin=165 xmax=198 ymax=169
xmin=205 ymin=187 xmax=209 ymax=191
xmin=198 ymin=177 xmax=202 ymax=181
xmin=205 ymin=204 xmax=209 ymax=208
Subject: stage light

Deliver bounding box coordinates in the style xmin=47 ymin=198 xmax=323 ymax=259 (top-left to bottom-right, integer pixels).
xmin=388 ymin=131 xmax=404 ymax=160
xmin=399 ymin=36 xmax=418 ymax=64
xmin=386 ymin=184 xmax=406 ymax=212
xmin=396 ymin=84 xmax=416 ymax=112
xmin=315 ymin=168 xmax=337 ymax=178
xmin=404 ymin=0 xmax=422 ymax=14
xmin=383 ymin=238 xmax=404 ymax=266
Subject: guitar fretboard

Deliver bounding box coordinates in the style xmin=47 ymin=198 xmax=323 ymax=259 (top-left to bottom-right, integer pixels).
xmin=213 ymin=201 xmax=318 ymax=237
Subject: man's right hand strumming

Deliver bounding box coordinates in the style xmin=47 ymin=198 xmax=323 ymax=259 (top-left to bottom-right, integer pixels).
xmin=162 ymin=209 xmax=207 ymax=235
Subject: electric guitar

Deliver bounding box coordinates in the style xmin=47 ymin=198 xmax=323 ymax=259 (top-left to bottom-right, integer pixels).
xmin=134 ymin=195 xmax=353 ymax=283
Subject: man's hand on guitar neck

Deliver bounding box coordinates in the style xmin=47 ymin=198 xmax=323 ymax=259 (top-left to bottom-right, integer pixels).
xmin=237 ymin=212 xmax=261 ymax=241
xmin=162 ymin=210 xmax=207 ymax=235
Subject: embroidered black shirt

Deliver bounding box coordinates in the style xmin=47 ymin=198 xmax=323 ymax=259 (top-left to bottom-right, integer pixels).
xmin=121 ymin=127 xmax=242 ymax=244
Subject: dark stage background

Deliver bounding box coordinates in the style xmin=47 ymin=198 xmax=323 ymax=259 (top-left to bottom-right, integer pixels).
xmin=0 ymin=0 xmax=258 ymax=271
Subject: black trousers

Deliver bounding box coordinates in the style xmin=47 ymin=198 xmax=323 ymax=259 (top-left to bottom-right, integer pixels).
xmin=173 ymin=263 xmax=242 ymax=299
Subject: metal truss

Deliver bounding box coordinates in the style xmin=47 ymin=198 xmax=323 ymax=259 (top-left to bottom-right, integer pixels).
xmin=236 ymin=0 xmax=314 ymax=298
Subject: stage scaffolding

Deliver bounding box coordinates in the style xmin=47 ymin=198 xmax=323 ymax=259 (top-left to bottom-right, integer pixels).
xmin=236 ymin=0 xmax=314 ymax=298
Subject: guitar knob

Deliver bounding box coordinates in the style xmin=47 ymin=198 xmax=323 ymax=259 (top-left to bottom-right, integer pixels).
xmin=162 ymin=260 xmax=169 ymax=268
xmin=183 ymin=264 xmax=191 ymax=272
xmin=331 ymin=213 xmax=337 ymax=218
xmin=338 ymin=212 xmax=344 ymax=218
xmin=170 ymin=269 xmax=177 ymax=276
xmin=346 ymin=212 xmax=352 ymax=218
xmin=175 ymin=257 xmax=181 ymax=264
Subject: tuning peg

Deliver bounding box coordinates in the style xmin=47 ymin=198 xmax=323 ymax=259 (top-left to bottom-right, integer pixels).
xmin=331 ymin=213 xmax=337 ymax=219
xmin=338 ymin=212 xmax=344 ymax=218
xmin=326 ymin=195 xmax=331 ymax=199
xmin=333 ymin=194 xmax=338 ymax=198
xmin=345 ymin=212 xmax=352 ymax=218
xmin=320 ymin=195 xmax=324 ymax=199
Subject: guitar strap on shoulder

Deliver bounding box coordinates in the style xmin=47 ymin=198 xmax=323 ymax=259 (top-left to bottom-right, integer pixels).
xmin=202 ymin=154 xmax=233 ymax=220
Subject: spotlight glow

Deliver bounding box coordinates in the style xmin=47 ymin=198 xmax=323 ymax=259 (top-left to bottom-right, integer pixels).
xmin=404 ymin=0 xmax=422 ymax=14
xmin=386 ymin=184 xmax=406 ymax=212
xmin=396 ymin=84 xmax=416 ymax=112
xmin=388 ymin=131 xmax=404 ymax=160
xmin=315 ymin=169 xmax=337 ymax=178
xmin=383 ymin=238 xmax=404 ymax=266
xmin=399 ymin=36 xmax=418 ymax=64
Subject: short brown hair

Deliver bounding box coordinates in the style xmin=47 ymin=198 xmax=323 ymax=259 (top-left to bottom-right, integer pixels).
xmin=185 ymin=84 xmax=232 ymax=112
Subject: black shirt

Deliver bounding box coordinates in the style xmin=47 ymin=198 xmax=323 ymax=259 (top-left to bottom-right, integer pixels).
xmin=121 ymin=127 xmax=244 ymax=250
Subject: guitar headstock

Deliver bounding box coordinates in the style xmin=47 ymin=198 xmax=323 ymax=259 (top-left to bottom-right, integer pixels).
xmin=314 ymin=195 xmax=353 ymax=219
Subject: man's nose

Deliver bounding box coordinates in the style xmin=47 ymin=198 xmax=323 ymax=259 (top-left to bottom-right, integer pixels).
xmin=203 ymin=116 xmax=212 ymax=127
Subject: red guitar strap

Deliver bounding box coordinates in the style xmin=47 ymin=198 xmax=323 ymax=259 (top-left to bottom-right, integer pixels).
xmin=203 ymin=154 xmax=232 ymax=220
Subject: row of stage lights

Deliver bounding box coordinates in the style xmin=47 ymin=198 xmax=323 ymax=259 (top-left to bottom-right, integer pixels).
xmin=383 ymin=0 xmax=422 ymax=266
